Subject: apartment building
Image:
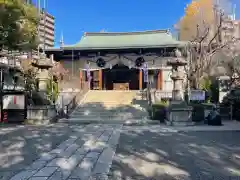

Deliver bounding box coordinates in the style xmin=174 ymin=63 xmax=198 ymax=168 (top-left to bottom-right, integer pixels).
xmin=39 ymin=11 xmax=55 ymax=48
xmin=26 ymin=0 xmax=55 ymax=48
xmin=25 ymin=0 xmax=33 ymax=4
xmin=221 ymin=17 xmax=240 ymax=42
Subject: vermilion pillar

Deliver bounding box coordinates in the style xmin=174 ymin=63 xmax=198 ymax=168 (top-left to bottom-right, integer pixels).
xmin=157 ymin=70 xmax=162 ymax=90
xmin=139 ymin=69 xmax=143 ymax=90
xmin=99 ymin=69 xmax=102 ymax=90
xmin=79 ymin=70 xmax=83 ymax=89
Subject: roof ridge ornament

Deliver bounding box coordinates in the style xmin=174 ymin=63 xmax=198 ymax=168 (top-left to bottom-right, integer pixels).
xmin=84 ymin=29 xmax=170 ymax=36
xmin=59 ymin=31 xmax=64 ymax=47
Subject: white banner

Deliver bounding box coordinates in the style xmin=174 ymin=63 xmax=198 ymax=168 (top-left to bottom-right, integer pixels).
xmin=143 ymin=63 xmax=148 ymax=83
xmin=85 ymin=63 xmax=91 ymax=81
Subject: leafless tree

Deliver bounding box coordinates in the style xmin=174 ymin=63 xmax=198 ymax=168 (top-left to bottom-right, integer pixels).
xmin=186 ymin=4 xmax=238 ymax=88
xmin=220 ymin=41 xmax=240 ymax=87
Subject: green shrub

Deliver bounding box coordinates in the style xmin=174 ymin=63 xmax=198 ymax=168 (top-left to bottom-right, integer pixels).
xmin=46 ymin=79 xmax=59 ymax=103
xmin=149 ymin=101 xmax=169 ymax=122
xmin=190 ymin=103 xmax=205 ymax=122
xmin=29 ymin=92 xmax=51 ymax=105
xmin=235 ymin=109 xmax=240 ymax=121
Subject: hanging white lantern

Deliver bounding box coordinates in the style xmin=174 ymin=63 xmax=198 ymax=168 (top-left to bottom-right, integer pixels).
xmin=109 ymin=64 xmax=112 ymax=69
xmin=128 ymin=60 xmax=132 ymax=69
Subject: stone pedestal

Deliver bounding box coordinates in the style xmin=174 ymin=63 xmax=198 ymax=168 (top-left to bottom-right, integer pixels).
xmin=166 ymin=102 xmax=194 ymax=126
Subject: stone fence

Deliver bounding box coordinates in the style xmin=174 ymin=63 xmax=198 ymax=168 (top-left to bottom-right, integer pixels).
xmin=150 ymin=90 xmax=172 ymax=103
xmin=26 ymin=82 xmax=89 ymax=124
xmin=26 ymin=105 xmax=57 ymax=124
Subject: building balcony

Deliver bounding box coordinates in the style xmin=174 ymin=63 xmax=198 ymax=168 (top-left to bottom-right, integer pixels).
xmin=39 ymin=21 xmax=54 ymax=30
xmin=39 ymin=33 xmax=54 ymax=41
xmin=39 ymin=26 xmax=54 ymax=36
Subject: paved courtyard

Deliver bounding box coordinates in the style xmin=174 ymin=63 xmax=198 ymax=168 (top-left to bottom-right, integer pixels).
xmin=1 ymin=123 xmax=240 ymax=180
xmin=110 ymin=126 xmax=240 ymax=180
xmin=0 ymin=124 xmax=122 ymax=180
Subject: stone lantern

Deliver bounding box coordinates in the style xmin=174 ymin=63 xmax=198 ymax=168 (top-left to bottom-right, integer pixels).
xmin=31 ymin=53 xmax=53 ymax=101
xmin=167 ymin=49 xmax=187 ymax=101
xmin=166 ymin=49 xmax=193 ymax=126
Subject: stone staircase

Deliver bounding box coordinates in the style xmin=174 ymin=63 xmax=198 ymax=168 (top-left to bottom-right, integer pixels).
xmin=60 ymin=90 xmax=159 ymax=125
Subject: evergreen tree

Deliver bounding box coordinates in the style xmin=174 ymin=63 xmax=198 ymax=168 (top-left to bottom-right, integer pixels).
xmin=0 ymin=0 xmax=39 ymax=51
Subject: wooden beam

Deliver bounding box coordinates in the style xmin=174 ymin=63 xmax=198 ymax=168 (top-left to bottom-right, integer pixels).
xmin=157 ymin=70 xmax=162 ymax=90
xmin=139 ymin=69 xmax=142 ymax=90
xmin=99 ymin=69 xmax=102 ymax=90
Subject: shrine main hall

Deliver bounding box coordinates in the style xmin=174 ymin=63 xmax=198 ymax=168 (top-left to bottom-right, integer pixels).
xmin=45 ymin=30 xmax=186 ymax=91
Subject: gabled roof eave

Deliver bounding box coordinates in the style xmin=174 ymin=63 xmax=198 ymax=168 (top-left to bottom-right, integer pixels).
xmin=63 ymin=43 xmax=187 ymax=51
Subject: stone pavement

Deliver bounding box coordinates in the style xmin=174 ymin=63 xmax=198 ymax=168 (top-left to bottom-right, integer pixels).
xmin=0 ymin=124 xmax=122 ymax=180
xmin=2 ymin=120 xmax=240 ymax=180
xmin=0 ymin=124 xmax=77 ymax=180
xmin=110 ymin=125 xmax=240 ymax=180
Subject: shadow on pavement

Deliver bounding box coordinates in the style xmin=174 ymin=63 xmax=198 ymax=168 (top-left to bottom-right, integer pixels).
xmin=0 ymin=123 xmax=87 ymax=180
xmin=0 ymin=99 xmax=150 ymax=180
xmin=110 ymin=129 xmax=240 ymax=180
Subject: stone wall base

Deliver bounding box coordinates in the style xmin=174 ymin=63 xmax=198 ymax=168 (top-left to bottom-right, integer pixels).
xmin=166 ymin=106 xmax=193 ymax=126
xmin=165 ymin=120 xmax=195 ymax=126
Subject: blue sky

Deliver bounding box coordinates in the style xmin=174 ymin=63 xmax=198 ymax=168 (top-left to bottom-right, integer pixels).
xmin=33 ymin=0 xmax=239 ymax=47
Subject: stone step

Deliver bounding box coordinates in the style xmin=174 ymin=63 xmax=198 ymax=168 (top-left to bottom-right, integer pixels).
xmin=67 ymin=117 xmax=113 ymax=121
xmin=70 ymin=114 xmax=148 ymax=119
xmin=58 ymin=118 xmax=160 ymax=126
xmin=79 ymin=104 xmax=133 ymax=107
xmin=71 ymin=111 xmax=114 ymax=116
xmin=81 ymin=91 xmax=138 ymax=106
xmin=165 ymin=120 xmax=196 ymax=126
xmin=69 ymin=115 xmax=113 ymax=119
xmin=77 ymin=104 xmax=133 ymax=107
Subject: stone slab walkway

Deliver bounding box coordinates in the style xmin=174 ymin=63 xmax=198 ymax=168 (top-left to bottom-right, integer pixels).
xmin=7 ymin=124 xmax=122 ymax=180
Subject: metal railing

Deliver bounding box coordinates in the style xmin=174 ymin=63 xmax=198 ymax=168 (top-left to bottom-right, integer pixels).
xmin=58 ymin=81 xmax=89 ymax=117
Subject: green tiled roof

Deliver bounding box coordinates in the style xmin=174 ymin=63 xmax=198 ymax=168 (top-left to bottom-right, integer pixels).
xmin=64 ymin=30 xmax=186 ymax=50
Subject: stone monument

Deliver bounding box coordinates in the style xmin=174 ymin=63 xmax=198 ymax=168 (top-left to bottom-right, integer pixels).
xmin=166 ymin=49 xmax=193 ymax=126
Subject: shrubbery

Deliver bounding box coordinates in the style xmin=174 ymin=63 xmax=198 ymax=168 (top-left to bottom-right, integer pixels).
xmin=149 ymin=100 xmax=168 ymax=122
xmin=222 ymin=88 xmax=240 ymax=121
xmin=46 ymin=79 xmax=59 ymax=103
xmin=189 ymin=103 xmax=205 ymax=122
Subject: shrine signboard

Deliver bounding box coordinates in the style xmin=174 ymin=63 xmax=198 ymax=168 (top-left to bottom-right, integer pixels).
xmin=190 ymin=90 xmax=205 ymax=101
xmin=3 ymin=95 xmax=25 ymax=110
